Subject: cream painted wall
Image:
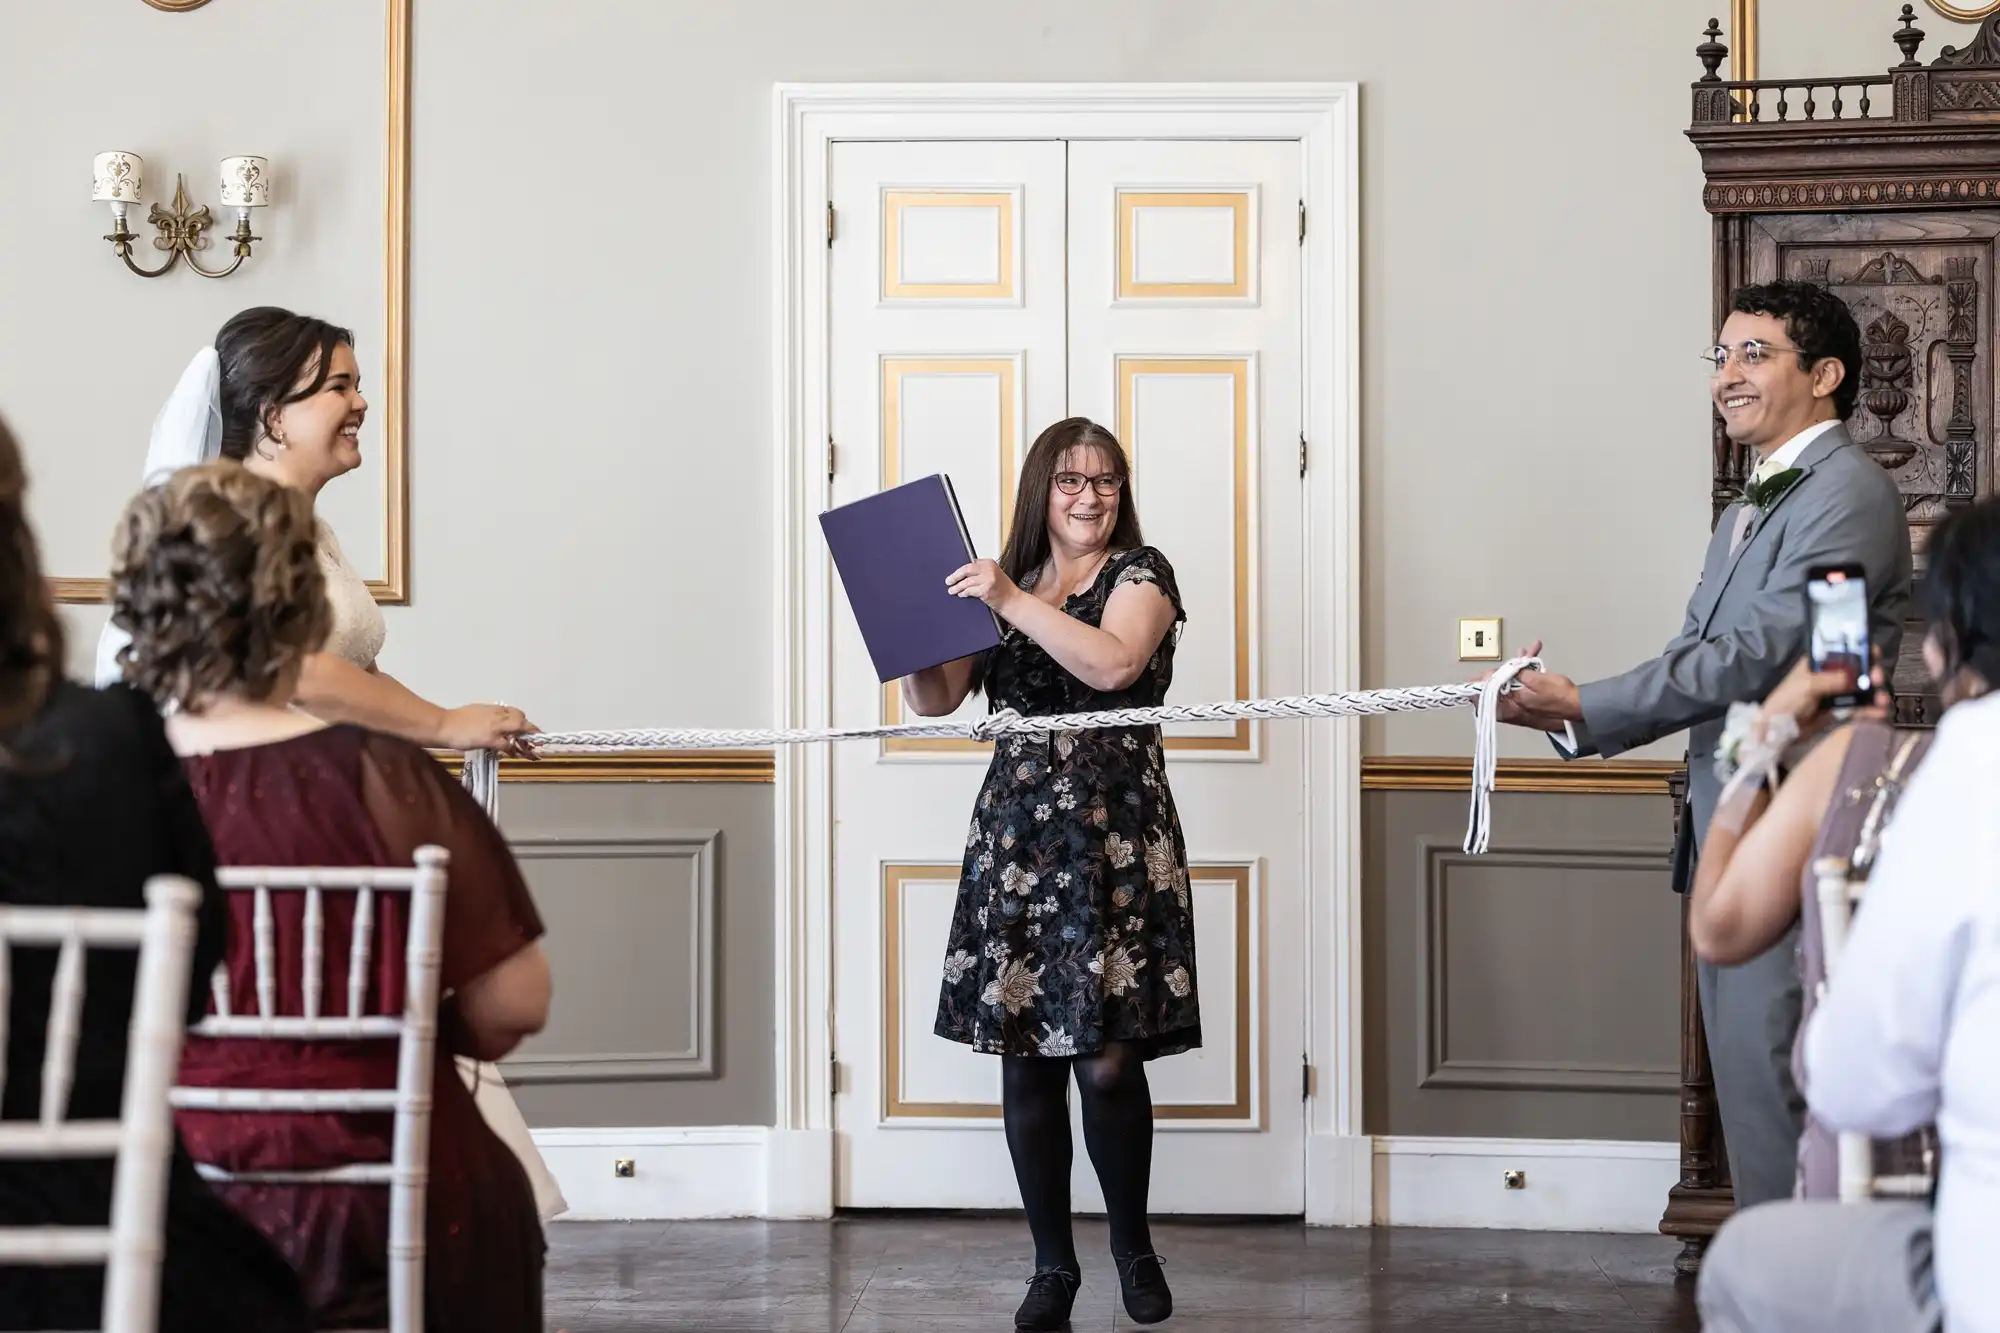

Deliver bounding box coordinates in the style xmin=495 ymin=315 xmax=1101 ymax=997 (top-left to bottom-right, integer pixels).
xmin=4 ymin=0 xmax=1958 ymax=756
xmin=1761 ymin=0 xmax=1985 ymax=77
xmin=0 ymin=0 xmax=389 ymax=596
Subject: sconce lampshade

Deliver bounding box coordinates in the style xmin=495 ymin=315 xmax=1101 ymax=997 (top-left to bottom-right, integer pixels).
xmin=219 ymin=156 xmax=270 ymax=208
xmin=92 ymin=151 xmax=145 ymax=203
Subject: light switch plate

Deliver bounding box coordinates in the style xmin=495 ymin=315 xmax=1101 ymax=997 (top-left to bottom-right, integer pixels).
xmin=1458 ymin=618 xmax=1502 ymax=661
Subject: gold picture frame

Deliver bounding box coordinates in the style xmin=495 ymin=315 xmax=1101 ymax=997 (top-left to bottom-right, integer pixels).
xmin=56 ymin=0 xmax=411 ymax=605
xmin=1927 ymin=2 xmax=2000 ymax=21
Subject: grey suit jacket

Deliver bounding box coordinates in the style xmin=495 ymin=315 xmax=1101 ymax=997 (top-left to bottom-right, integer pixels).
xmin=1561 ymin=424 xmax=1912 ymax=875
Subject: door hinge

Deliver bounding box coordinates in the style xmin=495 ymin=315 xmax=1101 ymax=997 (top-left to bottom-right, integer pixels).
xmin=830 ymin=1055 xmax=842 ymax=1096
xmin=827 ymin=201 xmax=836 ymax=247
xmin=1298 ymin=432 xmax=1308 ymax=478
xmin=827 ymin=435 xmax=837 ymax=485
xmin=1298 ymin=200 xmax=1306 ymax=245
xmin=1302 ymin=1056 xmax=1312 ymax=1102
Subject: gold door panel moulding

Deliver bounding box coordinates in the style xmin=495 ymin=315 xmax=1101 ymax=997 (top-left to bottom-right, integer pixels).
xmin=881 ymin=189 xmax=1018 ymax=301
xmin=431 ymin=750 xmax=774 ymax=783
xmin=881 ymin=861 xmax=1253 ymax=1123
xmin=1117 ymin=356 xmax=1252 ymax=752
xmin=1116 ymin=190 xmax=1253 ymax=302
xmin=1159 ymin=862 xmax=1253 ymax=1122
xmin=882 ymin=863 xmax=1003 ymax=1121
xmin=1362 ymin=756 xmax=1681 ymax=795
xmin=878 ymin=355 xmax=1019 ymax=755
xmin=57 ymin=0 xmax=411 ymax=606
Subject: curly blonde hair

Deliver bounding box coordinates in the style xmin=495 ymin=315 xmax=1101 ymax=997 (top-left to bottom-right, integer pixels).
xmin=109 ymin=461 xmax=329 ymax=711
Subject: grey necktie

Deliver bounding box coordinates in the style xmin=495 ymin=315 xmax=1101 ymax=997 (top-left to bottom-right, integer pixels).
xmin=1729 ymin=503 xmax=1756 ymax=555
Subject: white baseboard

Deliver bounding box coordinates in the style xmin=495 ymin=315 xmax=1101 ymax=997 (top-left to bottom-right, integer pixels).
xmin=1305 ymin=1133 xmax=1373 ymax=1226
xmin=533 ymin=1128 xmax=1673 ymax=1229
xmin=1372 ymin=1136 xmax=1678 ymax=1232
xmin=763 ymin=1127 xmax=834 ymax=1219
xmin=533 ymin=1126 xmax=773 ymax=1221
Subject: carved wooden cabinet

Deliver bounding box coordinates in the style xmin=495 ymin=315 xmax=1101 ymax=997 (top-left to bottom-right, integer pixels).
xmin=1667 ymin=6 xmax=2000 ymax=1271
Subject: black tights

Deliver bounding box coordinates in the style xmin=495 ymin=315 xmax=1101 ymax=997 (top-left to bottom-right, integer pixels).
xmin=1001 ymin=1041 xmax=1155 ymax=1272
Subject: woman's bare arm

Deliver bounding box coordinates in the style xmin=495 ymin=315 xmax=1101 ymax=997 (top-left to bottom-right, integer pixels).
xmin=1691 ymin=727 xmax=1853 ymax=965
xmin=293 ymin=654 xmax=534 ymax=753
xmin=293 ymin=652 xmax=446 ymax=742
xmin=452 ymin=941 xmax=553 ymax=1062
xmin=901 ymin=655 xmax=982 ymax=718
xmin=997 ymin=581 xmax=1176 ymax=693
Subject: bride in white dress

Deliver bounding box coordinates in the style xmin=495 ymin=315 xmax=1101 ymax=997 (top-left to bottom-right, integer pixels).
xmin=96 ymin=308 xmax=568 ymax=1222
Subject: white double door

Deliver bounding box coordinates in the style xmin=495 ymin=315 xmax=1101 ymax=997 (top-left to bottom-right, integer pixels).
xmin=827 ymin=137 xmax=1308 ymax=1212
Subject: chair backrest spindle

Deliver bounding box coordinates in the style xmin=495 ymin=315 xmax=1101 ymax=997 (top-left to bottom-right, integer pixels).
xmin=40 ymin=932 xmax=87 ymax=1127
xmin=346 ymin=885 xmax=374 ymax=1035
xmin=302 ymin=883 xmax=323 ymax=1022
xmin=252 ymin=883 xmax=275 ymax=1020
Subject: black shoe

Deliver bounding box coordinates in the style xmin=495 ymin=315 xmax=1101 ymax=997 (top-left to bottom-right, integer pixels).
xmin=1014 ymin=1265 xmax=1081 ymax=1331
xmin=1117 ymin=1252 xmax=1172 ymax=1324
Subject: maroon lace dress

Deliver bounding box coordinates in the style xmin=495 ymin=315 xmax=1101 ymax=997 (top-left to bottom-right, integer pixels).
xmin=173 ymin=725 xmax=546 ymax=1331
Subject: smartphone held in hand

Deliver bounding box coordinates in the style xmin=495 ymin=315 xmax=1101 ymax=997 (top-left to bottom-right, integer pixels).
xmin=1805 ymin=563 xmax=1875 ymax=709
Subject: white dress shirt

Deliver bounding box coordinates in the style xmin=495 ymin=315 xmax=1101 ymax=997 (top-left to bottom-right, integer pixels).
xmin=1803 ymin=691 xmax=2000 ymax=1333
xmin=1551 ymin=418 xmax=1843 ymax=755
xmin=1755 ymin=417 xmax=1841 ymax=479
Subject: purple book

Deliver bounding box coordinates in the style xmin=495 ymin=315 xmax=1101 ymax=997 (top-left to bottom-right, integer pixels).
xmin=820 ymin=473 xmax=1004 ymax=683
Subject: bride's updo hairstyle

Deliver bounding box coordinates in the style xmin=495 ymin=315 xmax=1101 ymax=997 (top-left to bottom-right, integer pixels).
xmin=109 ymin=461 xmax=330 ymax=712
xmin=215 ymin=307 xmax=354 ymax=461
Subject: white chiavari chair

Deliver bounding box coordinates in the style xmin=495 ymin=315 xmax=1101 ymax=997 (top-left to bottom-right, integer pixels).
xmin=1813 ymin=852 xmax=1935 ymax=1202
xmin=1812 ymin=734 xmax=1938 ymax=1205
xmin=170 ymin=846 xmax=447 ymax=1333
xmin=0 ymin=876 xmax=203 ymax=1333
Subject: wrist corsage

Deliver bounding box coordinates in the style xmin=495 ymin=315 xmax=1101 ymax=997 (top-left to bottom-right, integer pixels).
xmin=1714 ymin=701 xmax=1800 ymax=807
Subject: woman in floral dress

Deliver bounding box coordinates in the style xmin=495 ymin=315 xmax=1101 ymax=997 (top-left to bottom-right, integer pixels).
xmin=904 ymin=417 xmax=1195 ymax=1331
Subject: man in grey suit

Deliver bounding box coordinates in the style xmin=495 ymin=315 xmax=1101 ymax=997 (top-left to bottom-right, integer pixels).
xmin=1499 ymin=280 xmax=1912 ymax=1208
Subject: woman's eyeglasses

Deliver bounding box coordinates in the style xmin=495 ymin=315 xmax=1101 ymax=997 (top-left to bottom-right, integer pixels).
xmin=1053 ymin=471 xmax=1125 ymax=497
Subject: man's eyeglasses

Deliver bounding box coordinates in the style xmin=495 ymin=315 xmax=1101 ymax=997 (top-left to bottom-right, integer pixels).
xmin=1054 ymin=471 xmax=1125 ymax=497
xmin=1703 ymin=340 xmax=1809 ymax=373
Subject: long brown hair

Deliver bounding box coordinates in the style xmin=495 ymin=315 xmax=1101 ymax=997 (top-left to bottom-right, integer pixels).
xmin=0 ymin=415 xmax=65 ymax=747
xmin=974 ymin=418 xmax=1145 ymax=696
xmin=996 ymin=417 xmax=1145 ymax=585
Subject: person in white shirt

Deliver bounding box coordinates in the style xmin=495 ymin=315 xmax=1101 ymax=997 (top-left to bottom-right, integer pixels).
xmin=1494 ymin=281 xmax=1912 ymax=1207
xmin=1698 ymin=496 xmax=2000 ymax=1333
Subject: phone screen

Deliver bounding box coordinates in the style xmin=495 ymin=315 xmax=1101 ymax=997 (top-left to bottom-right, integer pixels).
xmin=1807 ymin=568 xmax=1873 ymax=703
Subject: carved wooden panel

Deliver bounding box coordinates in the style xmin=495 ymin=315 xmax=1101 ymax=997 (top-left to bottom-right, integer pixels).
xmin=1741 ymin=215 xmax=2000 ymax=722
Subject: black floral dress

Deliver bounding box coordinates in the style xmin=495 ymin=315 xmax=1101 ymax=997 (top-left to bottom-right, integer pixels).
xmin=934 ymin=546 xmax=1201 ymax=1061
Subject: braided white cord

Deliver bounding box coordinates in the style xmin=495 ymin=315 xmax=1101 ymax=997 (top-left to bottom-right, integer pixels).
xmin=459 ymin=657 xmax=1543 ymax=855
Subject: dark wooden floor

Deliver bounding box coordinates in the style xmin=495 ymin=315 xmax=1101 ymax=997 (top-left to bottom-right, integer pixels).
xmin=548 ymin=1216 xmax=1702 ymax=1331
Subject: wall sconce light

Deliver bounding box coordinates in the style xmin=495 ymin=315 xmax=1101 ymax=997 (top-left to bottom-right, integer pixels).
xmin=92 ymin=151 xmax=270 ymax=278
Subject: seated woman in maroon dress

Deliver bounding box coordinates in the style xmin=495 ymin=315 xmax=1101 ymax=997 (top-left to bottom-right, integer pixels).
xmin=106 ymin=460 xmax=554 ymax=1331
